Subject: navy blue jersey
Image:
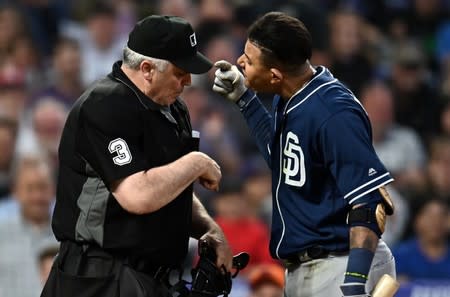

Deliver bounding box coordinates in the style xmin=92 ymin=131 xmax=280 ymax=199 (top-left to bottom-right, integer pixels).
xmin=239 ymin=66 xmax=393 ymax=259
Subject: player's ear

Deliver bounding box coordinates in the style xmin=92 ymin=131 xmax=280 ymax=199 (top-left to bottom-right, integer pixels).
xmin=270 ymin=68 xmax=283 ymax=84
xmin=141 ymin=61 xmax=154 ymax=80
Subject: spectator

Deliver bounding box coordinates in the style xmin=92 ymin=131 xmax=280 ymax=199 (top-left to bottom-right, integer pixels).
xmin=240 ymin=156 xmax=272 ymax=225
xmin=393 ymin=198 xmax=450 ymax=282
xmin=36 ymin=237 xmax=59 ymax=286
xmin=440 ymin=100 xmax=450 ymax=137
xmin=328 ymin=9 xmax=373 ymax=96
xmin=405 ymin=0 xmax=449 ymax=61
xmin=13 ymin=0 xmax=69 ymax=57
xmin=30 ymin=37 xmax=83 ymax=108
xmin=435 ymin=21 xmax=450 ymax=73
xmin=441 ymin=70 xmax=450 ymax=106
xmin=0 ymin=5 xmax=26 ymax=64
xmin=63 ymin=1 xmax=127 ymax=86
xmin=0 ymin=154 xmax=56 ymax=297
xmin=114 ymin=0 xmax=137 ymax=37
xmin=389 ymin=41 xmax=440 ymax=140
xmin=0 ymin=67 xmax=28 ymax=120
xmin=213 ymin=188 xmax=277 ymax=273
xmin=181 ymin=86 xmax=209 ymax=130
xmin=31 ymin=98 xmax=67 ymax=172
xmin=158 ymin=0 xmax=196 ymax=25
xmin=203 ymin=34 xmax=241 ymax=87
xmin=0 ymin=96 xmax=22 ymax=209
xmin=360 ymin=80 xmax=427 ymax=193
xmin=199 ymin=107 xmax=242 ymax=180
xmin=423 ymin=136 xmax=450 ymax=201
xmin=197 ymin=0 xmax=233 ymax=24
xmin=0 ymin=114 xmax=17 ymax=199
xmin=7 ymin=35 xmax=43 ymax=91
xmin=277 ymin=1 xmax=330 ymax=67
xmin=247 ymin=264 xmax=285 ymax=297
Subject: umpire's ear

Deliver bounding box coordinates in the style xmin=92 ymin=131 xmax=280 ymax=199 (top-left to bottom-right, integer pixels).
xmin=141 ymin=60 xmax=155 ymax=80
xmin=270 ymin=68 xmax=283 ymax=84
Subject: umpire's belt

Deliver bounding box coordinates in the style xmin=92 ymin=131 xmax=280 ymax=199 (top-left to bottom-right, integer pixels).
xmin=284 ymin=246 xmax=347 ymax=270
xmin=61 ymin=241 xmax=173 ymax=282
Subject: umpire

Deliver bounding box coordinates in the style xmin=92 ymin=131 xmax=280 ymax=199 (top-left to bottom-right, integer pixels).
xmin=41 ymin=15 xmax=233 ymax=297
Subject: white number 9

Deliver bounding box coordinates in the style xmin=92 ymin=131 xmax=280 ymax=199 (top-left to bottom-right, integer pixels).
xmin=108 ymin=138 xmax=132 ymax=165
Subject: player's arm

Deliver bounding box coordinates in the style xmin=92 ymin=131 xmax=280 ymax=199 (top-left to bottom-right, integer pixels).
xmin=111 ymin=151 xmax=221 ymax=214
xmin=212 ymin=60 xmax=273 ymax=167
xmin=340 ymin=188 xmax=394 ymax=297
xmin=318 ymin=110 xmax=395 ymax=296
xmin=190 ymin=194 xmax=233 ymax=271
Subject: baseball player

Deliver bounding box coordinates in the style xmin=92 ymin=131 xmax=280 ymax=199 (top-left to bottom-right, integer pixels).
xmin=213 ymin=12 xmax=396 ymax=297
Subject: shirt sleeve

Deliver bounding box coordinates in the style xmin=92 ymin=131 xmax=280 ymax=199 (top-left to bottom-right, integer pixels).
xmin=319 ymin=109 xmax=394 ymax=206
xmin=239 ymin=89 xmax=274 ymax=168
xmin=76 ymin=96 xmax=149 ymax=185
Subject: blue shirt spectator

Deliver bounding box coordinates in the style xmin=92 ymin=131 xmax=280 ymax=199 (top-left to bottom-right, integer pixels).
xmin=394 ymin=238 xmax=450 ymax=280
xmin=393 ymin=198 xmax=450 ymax=282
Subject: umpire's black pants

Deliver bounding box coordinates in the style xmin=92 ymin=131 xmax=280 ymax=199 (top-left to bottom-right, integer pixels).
xmin=40 ymin=241 xmax=172 ymax=297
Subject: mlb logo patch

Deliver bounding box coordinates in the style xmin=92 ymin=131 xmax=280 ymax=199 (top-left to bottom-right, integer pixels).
xmin=189 ymin=33 xmax=197 ymax=47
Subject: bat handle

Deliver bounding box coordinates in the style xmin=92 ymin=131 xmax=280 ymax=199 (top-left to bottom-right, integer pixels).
xmin=371 ymin=274 xmax=400 ymax=297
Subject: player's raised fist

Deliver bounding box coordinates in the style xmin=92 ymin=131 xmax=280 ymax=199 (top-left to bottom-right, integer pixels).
xmin=212 ymin=60 xmax=247 ymax=102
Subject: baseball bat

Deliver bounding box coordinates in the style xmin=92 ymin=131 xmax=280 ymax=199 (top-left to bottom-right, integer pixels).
xmin=371 ymin=274 xmax=400 ymax=297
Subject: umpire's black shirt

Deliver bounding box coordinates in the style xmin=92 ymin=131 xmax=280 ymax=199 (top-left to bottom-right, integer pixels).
xmin=52 ymin=61 xmax=197 ymax=266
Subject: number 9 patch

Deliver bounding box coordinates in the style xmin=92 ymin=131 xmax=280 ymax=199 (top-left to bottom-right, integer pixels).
xmin=108 ymin=138 xmax=132 ymax=165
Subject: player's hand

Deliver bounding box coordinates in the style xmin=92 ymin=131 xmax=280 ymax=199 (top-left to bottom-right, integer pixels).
xmin=213 ymin=60 xmax=247 ymax=102
xmin=199 ymin=229 xmax=233 ymax=273
xmin=340 ymin=283 xmax=370 ymax=297
xmin=198 ymin=154 xmax=222 ymax=192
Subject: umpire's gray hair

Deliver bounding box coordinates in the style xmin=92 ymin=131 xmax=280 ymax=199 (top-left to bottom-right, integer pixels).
xmin=122 ymin=46 xmax=169 ymax=72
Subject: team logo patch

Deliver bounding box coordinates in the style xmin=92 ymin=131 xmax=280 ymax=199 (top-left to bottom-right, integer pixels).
xmin=282 ymin=131 xmax=306 ymax=187
xmin=108 ymin=138 xmax=132 ymax=166
xmin=189 ymin=33 xmax=197 ymax=47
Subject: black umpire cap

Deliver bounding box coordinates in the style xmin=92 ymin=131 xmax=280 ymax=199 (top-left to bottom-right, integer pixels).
xmin=127 ymin=15 xmax=212 ymax=74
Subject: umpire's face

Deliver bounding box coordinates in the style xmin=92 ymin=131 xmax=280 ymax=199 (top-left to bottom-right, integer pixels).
xmin=144 ymin=61 xmax=192 ymax=106
xmin=237 ymin=40 xmax=281 ymax=94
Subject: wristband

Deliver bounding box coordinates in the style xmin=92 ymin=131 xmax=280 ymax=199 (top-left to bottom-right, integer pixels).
xmin=344 ymin=248 xmax=374 ymax=283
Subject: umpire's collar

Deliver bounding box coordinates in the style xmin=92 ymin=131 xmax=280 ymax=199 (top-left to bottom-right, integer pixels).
xmin=109 ymin=61 xmax=177 ymax=124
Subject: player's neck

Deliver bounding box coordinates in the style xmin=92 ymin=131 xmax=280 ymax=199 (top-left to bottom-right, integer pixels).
xmin=280 ymin=62 xmax=315 ymax=101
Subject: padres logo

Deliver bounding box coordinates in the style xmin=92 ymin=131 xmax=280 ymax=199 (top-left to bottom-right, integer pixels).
xmin=282 ymin=131 xmax=306 ymax=187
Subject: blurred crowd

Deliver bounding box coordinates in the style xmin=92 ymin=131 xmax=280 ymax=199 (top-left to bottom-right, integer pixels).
xmin=0 ymin=0 xmax=450 ymax=296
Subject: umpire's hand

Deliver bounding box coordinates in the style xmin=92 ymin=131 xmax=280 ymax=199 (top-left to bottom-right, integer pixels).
xmin=197 ymin=152 xmax=222 ymax=192
xmin=199 ymin=231 xmax=233 ymax=273
xmin=213 ymin=60 xmax=247 ymax=102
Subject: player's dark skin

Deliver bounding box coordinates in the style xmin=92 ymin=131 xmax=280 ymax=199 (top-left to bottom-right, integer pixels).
xmin=351 ymin=203 xmax=379 ymax=252
xmin=350 ymin=227 xmax=378 ymax=251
